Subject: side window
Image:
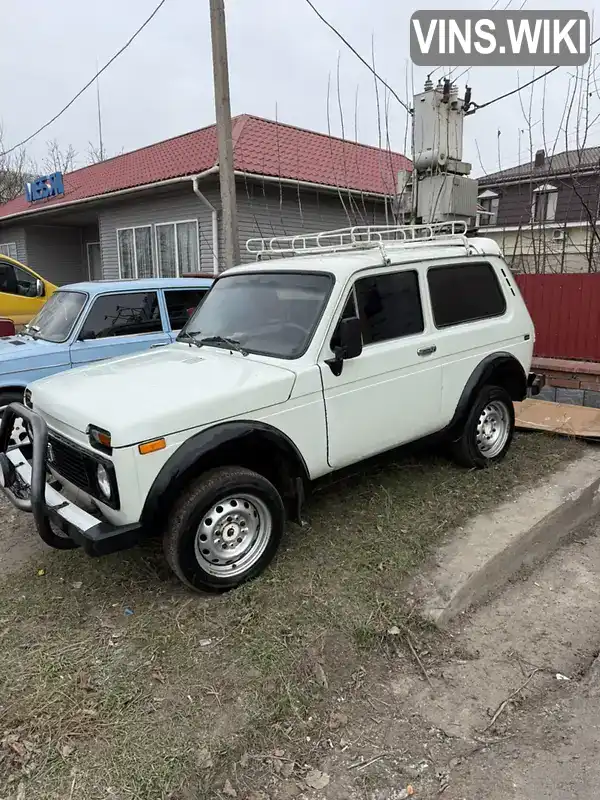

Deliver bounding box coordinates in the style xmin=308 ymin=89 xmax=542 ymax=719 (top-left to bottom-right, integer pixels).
xmin=428 ymin=262 xmax=506 ymax=328
xmin=81 ymin=292 xmax=162 ymax=339
xmin=0 ymin=262 xmax=17 ymax=295
xmin=165 ymin=289 xmax=208 ymax=330
xmin=355 ymin=271 xmax=424 ymax=345
xmin=14 ymin=266 xmax=38 ymax=297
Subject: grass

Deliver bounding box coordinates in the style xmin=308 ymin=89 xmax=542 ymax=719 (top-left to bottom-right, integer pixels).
xmin=0 ymin=432 xmax=584 ymax=799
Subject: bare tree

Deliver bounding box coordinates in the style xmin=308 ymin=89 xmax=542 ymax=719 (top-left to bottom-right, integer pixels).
xmin=0 ymin=125 xmax=35 ymax=204
xmin=43 ymin=139 xmax=77 ymax=174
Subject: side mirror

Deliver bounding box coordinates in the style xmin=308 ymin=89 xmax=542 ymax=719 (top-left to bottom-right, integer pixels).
xmin=78 ymin=329 xmax=96 ymax=341
xmin=35 ymin=279 xmax=44 ymax=298
xmin=325 ymin=317 xmax=363 ymax=376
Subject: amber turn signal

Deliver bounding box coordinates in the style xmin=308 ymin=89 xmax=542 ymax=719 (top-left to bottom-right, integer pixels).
xmin=138 ymin=438 xmax=166 ymax=455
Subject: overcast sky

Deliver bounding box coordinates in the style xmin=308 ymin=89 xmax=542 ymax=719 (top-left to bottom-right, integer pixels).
xmin=1 ymin=0 xmax=598 ymax=178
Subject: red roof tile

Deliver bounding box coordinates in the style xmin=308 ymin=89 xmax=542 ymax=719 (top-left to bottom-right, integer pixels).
xmin=0 ymin=114 xmax=411 ymax=221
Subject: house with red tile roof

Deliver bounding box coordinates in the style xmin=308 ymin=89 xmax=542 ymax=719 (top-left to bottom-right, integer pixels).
xmin=0 ymin=114 xmax=410 ymax=284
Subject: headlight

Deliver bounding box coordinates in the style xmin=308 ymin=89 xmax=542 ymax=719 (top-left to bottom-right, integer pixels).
xmin=96 ymin=464 xmax=112 ymax=500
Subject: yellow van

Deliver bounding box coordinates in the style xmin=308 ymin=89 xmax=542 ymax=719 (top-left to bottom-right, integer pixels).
xmin=0 ymin=255 xmax=57 ymax=326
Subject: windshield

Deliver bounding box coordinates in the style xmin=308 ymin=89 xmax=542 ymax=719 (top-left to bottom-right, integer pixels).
xmin=25 ymin=291 xmax=87 ymax=343
xmin=179 ymin=272 xmax=333 ymax=358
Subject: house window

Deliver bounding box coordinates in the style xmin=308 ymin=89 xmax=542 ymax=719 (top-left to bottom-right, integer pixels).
xmin=117 ymin=226 xmax=154 ymax=279
xmin=0 ymin=243 xmax=18 ymax=260
xmin=532 ymin=184 xmax=558 ymax=223
xmin=478 ymin=191 xmax=499 ymax=226
xmin=155 ymin=221 xmax=200 ymax=277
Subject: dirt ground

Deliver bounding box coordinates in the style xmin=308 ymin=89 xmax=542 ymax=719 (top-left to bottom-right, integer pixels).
xmin=0 ymin=433 xmax=595 ymax=800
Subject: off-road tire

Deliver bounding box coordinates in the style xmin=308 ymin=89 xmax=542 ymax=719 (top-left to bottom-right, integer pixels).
xmin=451 ymin=385 xmax=515 ymax=469
xmin=163 ymin=466 xmax=285 ymax=593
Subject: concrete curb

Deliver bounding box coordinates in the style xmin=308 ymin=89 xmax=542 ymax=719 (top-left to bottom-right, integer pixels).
xmin=413 ymin=448 xmax=600 ymax=627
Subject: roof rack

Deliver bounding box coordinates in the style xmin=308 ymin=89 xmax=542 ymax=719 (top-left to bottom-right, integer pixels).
xmin=246 ymin=221 xmax=470 ymax=260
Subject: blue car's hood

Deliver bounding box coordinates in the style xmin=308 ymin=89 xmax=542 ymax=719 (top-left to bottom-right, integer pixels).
xmin=0 ymin=335 xmax=68 ymax=372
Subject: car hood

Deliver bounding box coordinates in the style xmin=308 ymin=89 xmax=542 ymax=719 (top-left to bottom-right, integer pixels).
xmin=0 ymin=335 xmax=67 ymax=371
xmin=29 ymin=344 xmax=297 ymax=447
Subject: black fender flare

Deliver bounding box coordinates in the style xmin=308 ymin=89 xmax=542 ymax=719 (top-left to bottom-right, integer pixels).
xmin=448 ymin=352 xmax=527 ymax=432
xmin=140 ymin=420 xmax=310 ymax=529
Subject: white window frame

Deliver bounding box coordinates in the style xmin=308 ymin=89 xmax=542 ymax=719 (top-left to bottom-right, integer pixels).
xmin=531 ymin=183 xmax=558 ymax=223
xmin=477 ymin=190 xmax=500 ymax=227
xmin=154 ymin=219 xmax=200 ymax=277
xmin=86 ymin=241 xmax=102 ymax=281
xmin=116 ymin=225 xmax=154 ymax=279
xmin=0 ymin=243 xmax=18 ymax=260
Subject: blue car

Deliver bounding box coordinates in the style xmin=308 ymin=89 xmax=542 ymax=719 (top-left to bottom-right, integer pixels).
xmin=0 ymin=277 xmax=213 ymax=446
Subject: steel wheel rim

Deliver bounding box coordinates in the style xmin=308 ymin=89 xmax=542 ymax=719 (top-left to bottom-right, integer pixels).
xmin=476 ymin=399 xmax=510 ymax=458
xmin=194 ymin=493 xmax=272 ymax=578
xmin=0 ymin=407 xmax=30 ymax=449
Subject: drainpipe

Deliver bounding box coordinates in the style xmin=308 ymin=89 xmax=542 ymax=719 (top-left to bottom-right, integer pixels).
xmin=192 ymin=167 xmax=220 ymax=274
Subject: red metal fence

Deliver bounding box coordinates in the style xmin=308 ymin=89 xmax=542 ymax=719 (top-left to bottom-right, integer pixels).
xmin=515 ymin=274 xmax=600 ymax=362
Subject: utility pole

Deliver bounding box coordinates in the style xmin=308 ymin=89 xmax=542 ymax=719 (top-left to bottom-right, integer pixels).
xmin=409 ymin=77 xmax=478 ymax=226
xmin=209 ymin=0 xmax=240 ymax=270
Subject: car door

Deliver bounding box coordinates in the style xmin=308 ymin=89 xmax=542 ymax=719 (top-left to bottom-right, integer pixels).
xmin=163 ymin=287 xmax=210 ymax=342
xmin=0 ymin=259 xmax=44 ymax=325
xmin=69 ymin=290 xmax=170 ymax=368
xmin=318 ymin=266 xmax=442 ymax=470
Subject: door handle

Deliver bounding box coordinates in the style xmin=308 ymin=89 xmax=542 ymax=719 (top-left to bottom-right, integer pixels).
xmin=417 ymin=345 xmax=437 ymax=357
xmin=151 ymin=343 xmax=167 ymax=349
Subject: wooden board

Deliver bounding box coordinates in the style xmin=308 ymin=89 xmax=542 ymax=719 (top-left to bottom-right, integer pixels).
xmin=515 ymin=399 xmax=600 ymax=439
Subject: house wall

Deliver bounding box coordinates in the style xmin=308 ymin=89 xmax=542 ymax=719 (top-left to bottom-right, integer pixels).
xmin=98 ymin=183 xmax=218 ymax=279
xmin=0 ymin=226 xmax=27 ymax=264
xmin=486 ymin=224 xmax=595 ymax=273
xmin=236 ymin=180 xmax=391 ymax=263
xmin=25 ymin=225 xmax=89 ymax=285
xmin=480 ymin=173 xmax=600 ymax=229
xmin=97 ymin=179 xmax=392 ymax=278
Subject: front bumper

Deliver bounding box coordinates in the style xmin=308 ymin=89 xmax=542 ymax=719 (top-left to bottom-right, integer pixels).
xmin=527 ymin=372 xmax=545 ymax=397
xmin=0 ymin=403 xmax=142 ymax=556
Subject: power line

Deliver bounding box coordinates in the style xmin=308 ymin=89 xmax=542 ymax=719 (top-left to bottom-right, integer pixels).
xmin=302 ymin=0 xmax=411 ymax=114
xmin=1 ymin=0 xmax=169 ymax=158
xmin=467 ymin=36 xmax=600 ymax=116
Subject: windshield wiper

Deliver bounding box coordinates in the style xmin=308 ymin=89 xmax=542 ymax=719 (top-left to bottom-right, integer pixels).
xmin=198 ymin=335 xmax=248 ymax=356
xmin=177 ymin=330 xmax=203 ymax=348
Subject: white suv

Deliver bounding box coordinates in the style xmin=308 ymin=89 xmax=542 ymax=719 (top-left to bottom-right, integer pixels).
xmin=0 ymin=223 xmax=539 ymax=593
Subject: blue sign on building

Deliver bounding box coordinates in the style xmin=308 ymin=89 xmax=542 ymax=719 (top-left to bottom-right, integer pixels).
xmin=25 ymin=172 xmax=65 ymax=203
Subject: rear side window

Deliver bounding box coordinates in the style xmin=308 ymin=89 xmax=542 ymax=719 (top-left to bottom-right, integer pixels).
xmin=427 ymin=262 xmax=506 ymax=328
xmin=82 ymin=292 xmax=162 ymax=339
xmin=165 ymin=289 xmax=208 ymax=330
xmin=355 ymin=271 xmax=424 ymax=345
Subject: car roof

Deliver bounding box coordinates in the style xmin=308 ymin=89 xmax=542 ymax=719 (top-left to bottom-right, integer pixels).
xmin=58 ymin=277 xmax=214 ymax=293
xmin=223 ymin=237 xmax=504 ymax=281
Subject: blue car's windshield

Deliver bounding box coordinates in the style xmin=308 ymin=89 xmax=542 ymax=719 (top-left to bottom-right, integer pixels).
xmin=25 ymin=291 xmax=87 ymax=343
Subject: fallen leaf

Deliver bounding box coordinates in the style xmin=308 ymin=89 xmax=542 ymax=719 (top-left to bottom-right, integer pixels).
xmin=273 ymin=748 xmax=285 ymax=758
xmin=313 ymin=662 xmax=328 ymax=688
xmin=199 ymin=639 xmax=212 ymax=647
xmin=37 ymin=569 xmax=46 ymax=577
xmin=151 ymin=669 xmax=166 ymax=684
xmin=239 ymin=752 xmax=249 ymax=767
xmin=305 ymin=769 xmax=330 ymax=790
xmin=222 ymin=779 xmax=237 ymax=797
xmin=281 ymin=761 xmax=295 ymax=778
xmin=196 ymin=746 xmax=213 ymax=769
xmin=77 ymin=671 xmax=94 ymax=692
xmin=72 ymin=581 xmax=83 ymax=590
xmin=59 ymin=743 xmax=75 ymax=758
xmin=328 ymin=711 xmax=348 ymax=730
xmin=388 ymin=626 xmax=401 ymax=636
